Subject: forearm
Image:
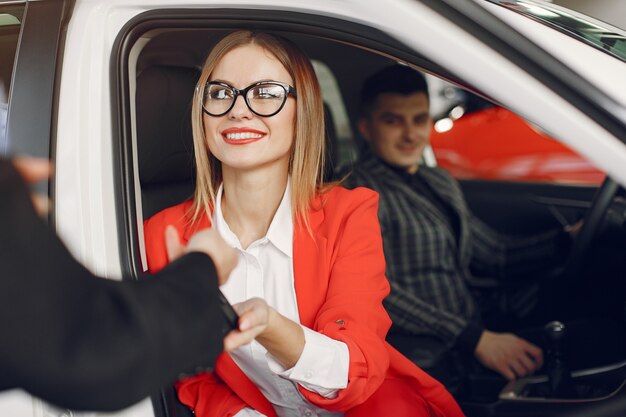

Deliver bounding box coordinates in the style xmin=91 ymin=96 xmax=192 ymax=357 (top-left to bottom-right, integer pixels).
xmin=470 ymin=216 xmax=570 ymax=280
xmin=240 ymin=304 xmax=348 ymax=396
xmin=384 ymin=281 xmax=469 ymax=345
xmin=256 ymin=308 xmax=305 ymax=368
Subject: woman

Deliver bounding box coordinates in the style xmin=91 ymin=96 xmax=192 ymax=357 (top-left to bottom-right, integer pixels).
xmin=144 ymin=30 xmax=464 ymax=417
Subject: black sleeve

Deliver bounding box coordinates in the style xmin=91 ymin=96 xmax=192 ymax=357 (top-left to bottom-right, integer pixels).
xmin=0 ymin=159 xmax=229 ymax=411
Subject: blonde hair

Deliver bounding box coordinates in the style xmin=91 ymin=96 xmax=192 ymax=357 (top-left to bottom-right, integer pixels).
xmin=190 ymin=30 xmax=326 ymax=229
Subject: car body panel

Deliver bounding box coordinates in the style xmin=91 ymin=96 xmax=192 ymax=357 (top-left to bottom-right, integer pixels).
xmin=482 ymin=0 xmax=626 ymax=107
xmin=430 ymin=106 xmax=606 ymax=184
xmin=2 ymin=0 xmax=626 ymax=416
xmin=55 ymin=0 xmax=626 ymax=269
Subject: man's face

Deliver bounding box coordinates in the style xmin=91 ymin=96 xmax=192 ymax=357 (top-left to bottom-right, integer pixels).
xmin=358 ymin=92 xmax=431 ymax=174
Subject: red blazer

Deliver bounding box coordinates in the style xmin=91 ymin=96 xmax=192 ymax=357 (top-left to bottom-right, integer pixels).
xmin=144 ymin=186 xmax=464 ymax=417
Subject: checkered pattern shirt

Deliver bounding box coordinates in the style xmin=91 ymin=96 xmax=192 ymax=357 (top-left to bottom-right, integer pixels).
xmin=343 ymin=154 xmax=568 ymax=349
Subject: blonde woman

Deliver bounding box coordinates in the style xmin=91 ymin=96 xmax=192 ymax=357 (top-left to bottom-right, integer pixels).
xmin=144 ymin=30 xmax=463 ymax=417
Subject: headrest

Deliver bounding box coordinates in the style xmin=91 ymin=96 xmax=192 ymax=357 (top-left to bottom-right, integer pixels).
xmin=136 ymin=65 xmax=200 ymax=186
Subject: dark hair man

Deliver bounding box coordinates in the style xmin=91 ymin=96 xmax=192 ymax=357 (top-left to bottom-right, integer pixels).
xmin=344 ymin=65 xmax=575 ymax=394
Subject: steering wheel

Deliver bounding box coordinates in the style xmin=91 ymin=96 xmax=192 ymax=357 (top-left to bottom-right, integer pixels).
xmin=564 ymin=176 xmax=621 ymax=282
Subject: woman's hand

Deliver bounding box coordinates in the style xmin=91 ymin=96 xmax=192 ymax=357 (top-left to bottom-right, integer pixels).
xmin=224 ymin=298 xmax=305 ymax=369
xmin=224 ymin=298 xmax=272 ymax=352
xmin=164 ymin=226 xmax=237 ymax=285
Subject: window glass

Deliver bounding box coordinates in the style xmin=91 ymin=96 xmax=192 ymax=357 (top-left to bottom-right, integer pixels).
xmin=487 ymin=0 xmax=626 ymax=63
xmin=0 ymin=4 xmax=24 ymax=151
xmin=428 ymin=80 xmax=605 ymax=185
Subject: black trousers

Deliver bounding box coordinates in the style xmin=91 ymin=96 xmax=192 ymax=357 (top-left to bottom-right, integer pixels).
xmin=387 ymin=268 xmax=626 ymax=401
xmin=388 ymin=317 xmax=626 ymax=403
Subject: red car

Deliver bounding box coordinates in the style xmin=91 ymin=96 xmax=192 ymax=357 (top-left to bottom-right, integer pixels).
xmin=430 ymin=105 xmax=605 ymax=185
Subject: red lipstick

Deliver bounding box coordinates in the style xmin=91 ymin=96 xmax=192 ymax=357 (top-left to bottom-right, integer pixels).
xmin=221 ymin=127 xmax=266 ymax=145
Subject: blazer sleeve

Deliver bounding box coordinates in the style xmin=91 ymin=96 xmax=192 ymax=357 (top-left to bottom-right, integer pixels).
xmin=298 ymin=189 xmax=392 ymax=411
xmin=176 ymin=371 xmax=248 ymax=417
xmin=0 ymin=159 xmax=227 ymax=411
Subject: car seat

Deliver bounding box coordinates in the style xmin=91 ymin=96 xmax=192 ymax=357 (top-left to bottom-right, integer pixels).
xmin=136 ymin=65 xmax=199 ymax=219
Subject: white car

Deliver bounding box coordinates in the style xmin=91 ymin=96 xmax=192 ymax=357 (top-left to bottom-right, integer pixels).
xmin=1 ymin=0 xmax=626 ymax=416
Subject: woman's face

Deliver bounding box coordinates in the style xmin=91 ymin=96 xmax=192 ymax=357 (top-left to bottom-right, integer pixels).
xmin=203 ymin=44 xmax=296 ymax=174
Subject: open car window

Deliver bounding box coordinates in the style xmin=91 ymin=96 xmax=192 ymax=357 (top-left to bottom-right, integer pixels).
xmin=107 ymin=5 xmax=626 ymax=416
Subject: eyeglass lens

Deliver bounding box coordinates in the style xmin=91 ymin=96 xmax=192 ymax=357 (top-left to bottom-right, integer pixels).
xmin=204 ymin=83 xmax=289 ymax=117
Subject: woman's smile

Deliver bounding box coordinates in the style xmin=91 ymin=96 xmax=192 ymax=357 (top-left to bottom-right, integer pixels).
xmin=221 ymin=127 xmax=267 ymax=145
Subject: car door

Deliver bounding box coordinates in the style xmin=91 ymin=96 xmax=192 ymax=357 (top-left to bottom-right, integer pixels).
xmin=0 ymin=1 xmax=77 ymax=416
xmin=41 ymin=1 xmax=626 ymax=417
xmin=428 ymin=85 xmax=602 ymax=234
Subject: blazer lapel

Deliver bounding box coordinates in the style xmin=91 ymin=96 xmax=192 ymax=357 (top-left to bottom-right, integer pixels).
xmin=293 ymin=197 xmax=328 ymax=327
xmin=182 ymin=205 xmax=212 ymax=243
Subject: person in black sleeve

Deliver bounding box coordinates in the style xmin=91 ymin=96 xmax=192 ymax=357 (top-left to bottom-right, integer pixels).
xmin=0 ymin=156 xmax=238 ymax=411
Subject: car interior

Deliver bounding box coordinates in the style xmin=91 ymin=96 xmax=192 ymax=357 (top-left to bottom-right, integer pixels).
xmin=117 ymin=18 xmax=626 ymax=417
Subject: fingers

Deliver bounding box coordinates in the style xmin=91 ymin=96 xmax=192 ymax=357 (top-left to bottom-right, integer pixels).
xmin=565 ymin=219 xmax=584 ymax=238
xmin=165 ymin=226 xmax=237 ymax=286
xmin=223 ymin=326 xmax=262 ymax=352
xmin=516 ymin=351 xmax=538 ymax=375
xmin=508 ymin=357 xmax=531 ymax=380
xmin=165 ymin=225 xmax=185 ymax=262
xmin=235 ymin=301 xmax=268 ymax=332
xmin=504 ymin=340 xmax=543 ymax=380
xmin=31 ymin=194 xmax=50 ymax=216
xmin=475 ymin=331 xmax=543 ymax=380
xmin=223 ymin=299 xmax=269 ymax=352
xmin=499 ymin=364 xmax=517 ymax=381
xmin=12 ymin=157 xmax=52 ymax=216
xmin=12 ymin=157 xmax=51 ymax=184
xmin=187 ymin=228 xmax=237 ymax=285
xmin=523 ymin=340 xmax=543 ymax=369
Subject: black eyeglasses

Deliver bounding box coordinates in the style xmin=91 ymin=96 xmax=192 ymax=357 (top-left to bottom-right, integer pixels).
xmin=202 ymin=81 xmax=297 ymax=117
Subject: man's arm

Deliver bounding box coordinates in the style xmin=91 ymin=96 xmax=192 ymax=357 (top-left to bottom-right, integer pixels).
xmin=383 ymin=279 xmax=481 ymax=349
xmin=385 ymin=280 xmax=543 ymax=380
xmin=469 ymin=215 xmax=571 ymax=281
xmin=0 ymin=158 xmax=229 ymax=411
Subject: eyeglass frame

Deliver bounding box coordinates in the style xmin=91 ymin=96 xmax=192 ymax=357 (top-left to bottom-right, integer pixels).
xmin=201 ymin=80 xmax=297 ymax=117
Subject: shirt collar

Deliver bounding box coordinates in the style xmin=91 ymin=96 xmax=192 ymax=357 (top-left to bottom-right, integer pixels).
xmin=212 ymin=179 xmax=293 ymax=257
xmin=377 ymin=155 xmax=419 ymax=184
xmin=362 ymin=148 xmax=418 ymax=184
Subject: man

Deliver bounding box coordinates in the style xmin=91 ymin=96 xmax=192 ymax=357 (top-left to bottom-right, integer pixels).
xmin=0 ymin=157 xmax=238 ymax=411
xmin=344 ymin=65 xmax=574 ymax=393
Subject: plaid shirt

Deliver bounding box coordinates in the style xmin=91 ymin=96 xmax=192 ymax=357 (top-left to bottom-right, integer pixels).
xmin=344 ymin=154 xmax=568 ymax=349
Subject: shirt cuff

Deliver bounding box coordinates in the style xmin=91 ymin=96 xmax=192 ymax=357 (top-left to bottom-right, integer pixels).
xmin=266 ymin=325 xmax=349 ymax=398
xmin=456 ymin=321 xmax=484 ymax=352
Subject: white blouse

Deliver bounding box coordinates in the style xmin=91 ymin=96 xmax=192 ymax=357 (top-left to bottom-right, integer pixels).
xmin=215 ymin=180 xmax=349 ymax=417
